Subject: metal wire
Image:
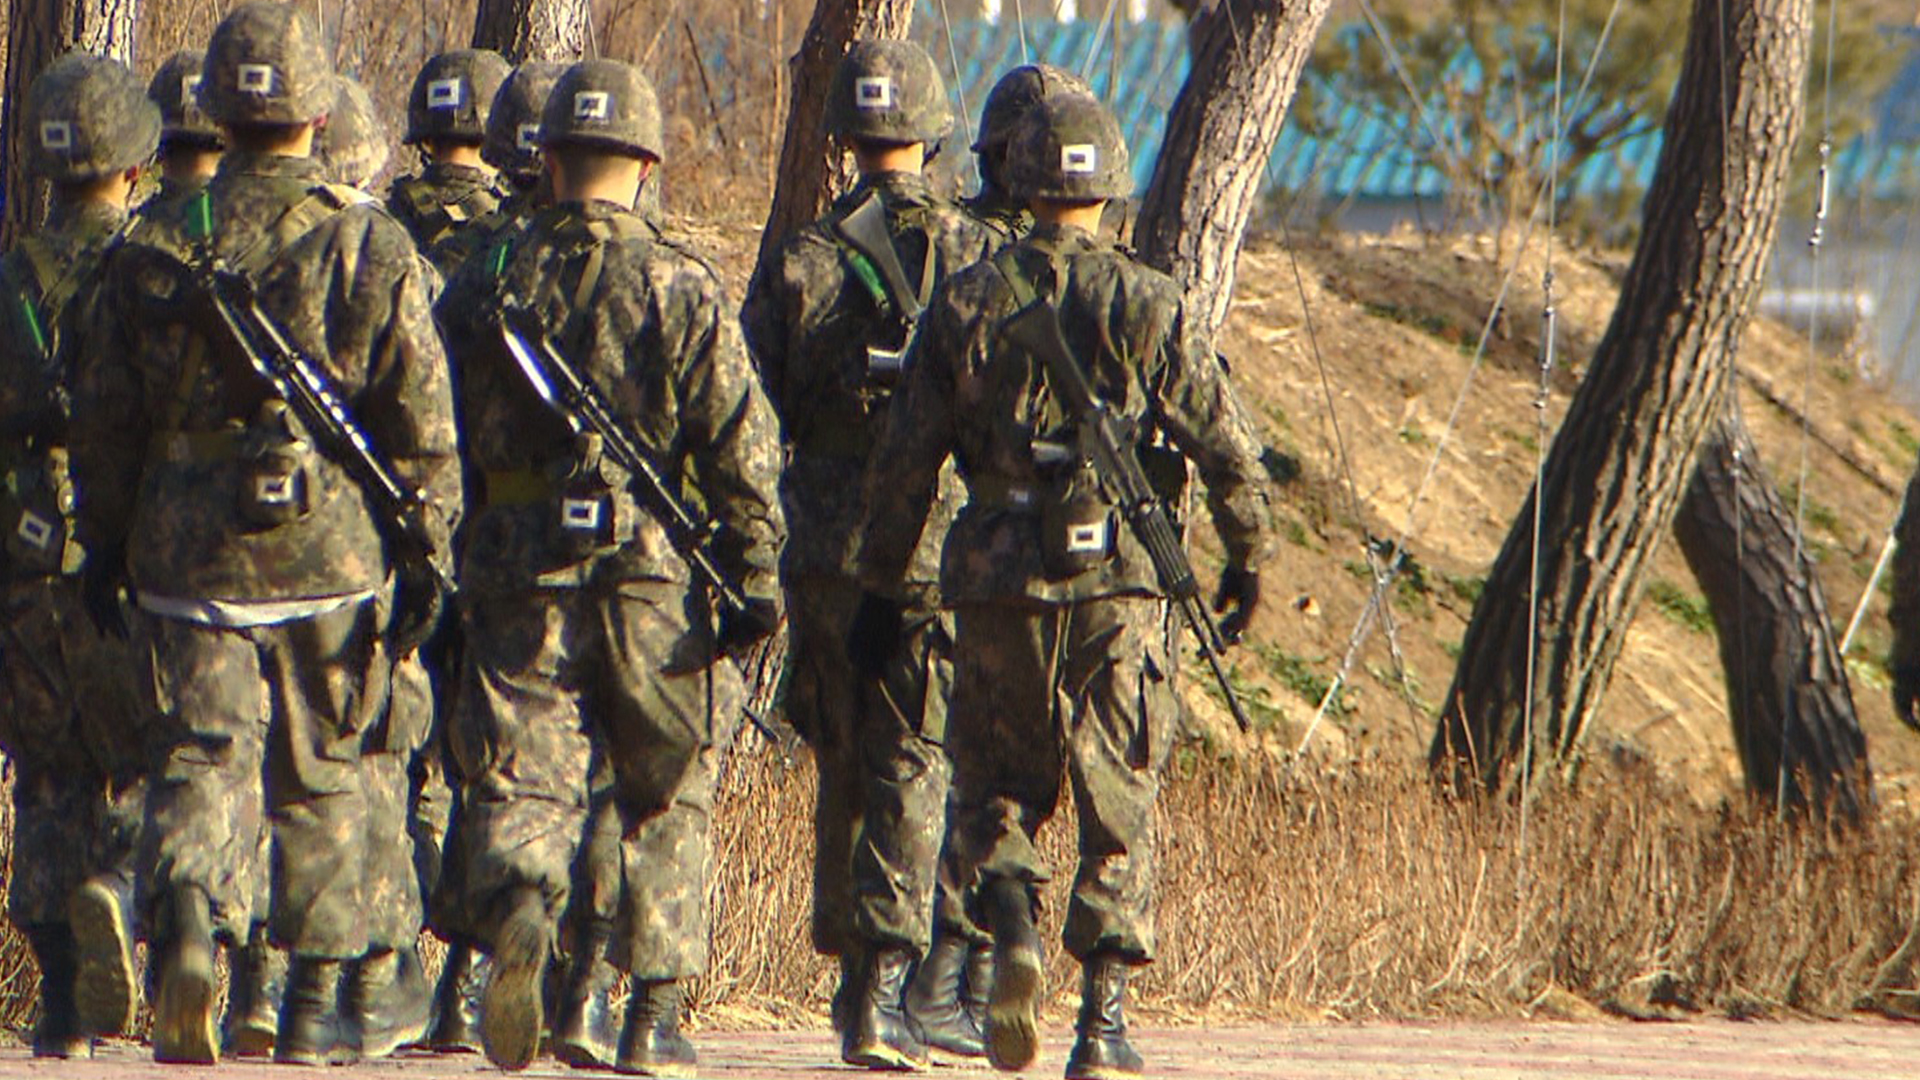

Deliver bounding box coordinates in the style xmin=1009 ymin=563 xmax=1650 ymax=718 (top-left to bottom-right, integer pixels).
xmin=936 ymin=0 xmax=983 ymax=189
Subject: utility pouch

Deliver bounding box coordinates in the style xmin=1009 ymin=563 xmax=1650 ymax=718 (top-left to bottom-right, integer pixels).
xmin=549 ymin=432 xmax=618 ymax=558
xmin=236 ymin=401 xmax=313 ymax=531
xmin=1 ymin=452 xmax=70 ymax=576
xmin=1039 ymin=471 xmax=1114 ymax=581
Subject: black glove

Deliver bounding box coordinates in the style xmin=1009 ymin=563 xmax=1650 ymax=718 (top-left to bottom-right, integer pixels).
xmin=82 ymin=551 xmax=130 ymax=640
xmin=1896 ymin=663 xmax=1920 ymax=734
xmin=1211 ymin=567 xmax=1260 ymax=645
xmin=718 ymin=596 xmax=781 ymax=658
xmin=388 ymin=568 xmax=446 ymax=657
xmin=846 ymin=592 xmax=905 ymax=679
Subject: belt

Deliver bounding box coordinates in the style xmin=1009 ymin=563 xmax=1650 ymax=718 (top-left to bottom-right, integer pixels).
xmin=154 ymin=429 xmax=247 ymax=464
xmin=968 ymin=474 xmax=1043 ymax=511
xmin=482 ymin=468 xmax=556 ymax=507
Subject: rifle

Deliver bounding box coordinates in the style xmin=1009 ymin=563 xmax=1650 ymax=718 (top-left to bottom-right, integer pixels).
xmin=495 ymin=303 xmax=749 ymax=618
xmin=832 ymin=192 xmax=931 ymax=379
xmin=1002 ymin=299 xmax=1255 ymax=735
xmin=196 ymin=260 xmax=455 ymax=601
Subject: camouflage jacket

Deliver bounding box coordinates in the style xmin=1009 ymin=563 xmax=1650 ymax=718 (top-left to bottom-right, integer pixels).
xmin=436 ymin=199 xmax=784 ymax=601
xmin=855 ymin=221 xmax=1277 ymax=605
xmin=426 ymin=185 xmax=538 ymax=279
xmin=962 ymin=186 xmax=1030 ymax=246
xmin=740 ymin=171 xmax=994 ymax=602
xmin=137 ymin=176 xmax=206 ymax=232
xmin=73 ymin=151 xmax=462 ymax=603
xmin=387 ymin=161 xmax=509 ymax=255
xmin=0 ymin=201 xmax=128 ymax=582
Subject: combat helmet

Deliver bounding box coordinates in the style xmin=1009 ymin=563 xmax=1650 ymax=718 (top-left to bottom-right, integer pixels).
xmin=1005 ymin=92 xmax=1130 ymax=203
xmin=405 ymin=49 xmax=511 ymax=146
xmin=319 ymin=74 xmax=390 ymax=189
xmin=483 ymin=61 xmax=565 ymax=178
xmin=973 ymin=64 xmax=1092 ymax=154
xmin=25 ymin=52 xmax=162 ymax=185
xmin=199 ymin=1 xmax=334 ymax=128
xmin=824 ymin=39 xmax=952 ymax=147
xmin=149 ymin=50 xmax=221 ymax=149
xmin=538 ymin=60 xmax=662 ymax=161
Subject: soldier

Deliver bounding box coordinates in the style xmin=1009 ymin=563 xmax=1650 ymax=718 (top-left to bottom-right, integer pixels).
xmin=318 ymin=74 xmax=390 ymax=191
xmin=145 ymin=50 xmax=224 ymax=218
xmin=388 ymin=49 xmax=513 ymax=254
xmin=850 ymin=94 xmax=1275 ymax=1079
xmin=435 ymin=59 xmax=783 ymax=1075
xmin=0 ymin=51 xmax=159 ymax=1059
xmin=740 ymin=39 xmax=994 ymax=1071
xmin=425 ymin=61 xmax=564 ymax=278
xmin=71 ymin=1 xmax=462 ymax=1065
xmin=962 ymin=64 xmax=1093 ymax=243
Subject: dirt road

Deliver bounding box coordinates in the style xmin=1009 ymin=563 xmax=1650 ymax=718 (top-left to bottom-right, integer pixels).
xmin=11 ymin=1020 xmax=1918 ymax=1078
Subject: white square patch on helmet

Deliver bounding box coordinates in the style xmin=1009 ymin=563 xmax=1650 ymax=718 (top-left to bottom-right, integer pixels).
xmin=237 ymin=64 xmax=275 ymax=94
xmin=38 ymin=121 xmax=73 ymax=151
xmin=574 ymin=91 xmax=612 ymax=120
xmin=427 ymin=78 xmax=464 ymax=109
xmin=517 ymin=123 xmax=540 ymax=150
xmin=1061 ymin=143 xmax=1099 ymax=175
xmin=855 ymin=76 xmax=894 ymax=110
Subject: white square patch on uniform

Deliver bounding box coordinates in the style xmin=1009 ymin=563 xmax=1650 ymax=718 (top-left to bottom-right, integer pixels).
xmin=237 ymin=63 xmax=275 ymax=93
xmin=427 ymin=78 xmax=464 ymax=109
xmin=574 ymin=91 xmax=611 ymax=120
xmin=517 ymin=123 xmax=540 ymax=150
xmin=38 ymin=121 xmax=72 ymax=150
xmin=182 ymin=74 xmax=203 ymax=101
xmin=855 ymin=76 xmax=894 ymax=110
xmin=1061 ymin=143 xmax=1098 ymax=174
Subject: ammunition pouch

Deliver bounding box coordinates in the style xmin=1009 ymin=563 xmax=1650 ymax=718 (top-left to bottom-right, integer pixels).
xmin=973 ymin=467 xmax=1117 ymax=582
xmin=234 ymin=402 xmax=315 ymax=531
xmin=0 ymin=447 xmax=77 ymax=577
xmin=485 ymin=436 xmax=632 ymax=560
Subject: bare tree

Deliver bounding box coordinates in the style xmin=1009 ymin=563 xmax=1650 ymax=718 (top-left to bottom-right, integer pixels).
xmin=471 ymin=0 xmax=590 ymax=63
xmin=1133 ymin=0 xmax=1334 ymax=337
xmin=1 ymin=0 xmax=137 ymax=246
xmin=755 ymin=0 xmax=911 ymax=267
xmin=1431 ymin=0 xmax=1813 ymax=792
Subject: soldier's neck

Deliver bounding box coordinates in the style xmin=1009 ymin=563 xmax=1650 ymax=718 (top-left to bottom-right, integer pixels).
xmin=854 ymin=141 xmax=924 ymax=177
xmin=1032 ymin=199 xmax=1105 ymax=234
xmin=227 ymin=122 xmax=317 ymax=159
xmin=428 ymin=143 xmax=489 ymax=172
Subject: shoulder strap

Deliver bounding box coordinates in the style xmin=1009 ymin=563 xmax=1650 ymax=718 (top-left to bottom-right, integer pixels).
xmin=992 ymin=247 xmax=1042 ymax=309
xmin=832 ymin=190 xmax=935 ymax=322
xmin=221 ymin=185 xmax=357 ymax=279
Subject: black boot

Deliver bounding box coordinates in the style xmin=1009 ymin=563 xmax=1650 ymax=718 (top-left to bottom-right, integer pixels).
xmin=26 ymin=924 xmax=89 ymax=1059
xmin=224 ymin=925 xmax=285 ymax=1058
xmin=481 ymin=887 xmax=552 ymax=1071
xmin=427 ymin=941 xmax=487 ymax=1053
xmin=68 ymin=875 xmax=135 ymax=1038
xmin=963 ymin=941 xmax=992 ymax=1040
xmin=152 ymin=887 xmax=219 ymax=1065
xmin=554 ymin=919 xmax=620 ymax=1069
xmin=1065 ymin=954 xmax=1143 ymax=1080
xmin=830 ymin=948 xmax=861 ymax=1038
xmin=615 ymin=979 xmax=697 ymax=1078
xmin=904 ymin=932 xmax=984 ymax=1058
xmin=983 ymin=877 xmax=1044 ymax=1073
xmin=348 ymin=945 xmax=433 ymax=1059
xmin=843 ymin=945 xmax=929 ymax=1071
xmin=275 ymin=956 xmax=348 ymax=1066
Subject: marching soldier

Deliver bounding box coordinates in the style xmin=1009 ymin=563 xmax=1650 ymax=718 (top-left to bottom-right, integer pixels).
xmin=144 ymin=50 xmax=224 ymax=220
xmin=0 ymin=51 xmax=159 ymax=1059
xmin=72 ymin=2 xmax=462 ymax=1064
xmin=388 ymin=49 xmax=513 ymax=255
xmin=425 ymin=60 xmax=564 ymax=277
xmin=962 ymin=63 xmax=1093 ymax=243
xmin=435 ymin=59 xmax=783 ymax=1075
xmin=851 ymin=94 xmax=1275 ymax=1079
xmin=740 ymin=39 xmax=994 ymax=1071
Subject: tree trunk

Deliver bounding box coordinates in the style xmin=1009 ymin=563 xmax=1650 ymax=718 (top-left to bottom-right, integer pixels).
xmin=1431 ymin=0 xmax=1812 ymax=793
xmin=1675 ymin=405 xmax=1870 ymax=818
xmin=470 ymin=0 xmax=589 ymax=63
xmin=1133 ymin=0 xmax=1333 ymax=337
xmin=0 ymin=0 xmax=137 ymax=246
xmin=754 ymin=0 xmax=912 ymax=267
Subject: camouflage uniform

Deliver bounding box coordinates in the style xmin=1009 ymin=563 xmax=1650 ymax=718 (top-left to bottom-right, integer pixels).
xmin=387 ymin=50 xmax=514 ymax=261
xmin=142 ymin=50 xmax=223 ymax=226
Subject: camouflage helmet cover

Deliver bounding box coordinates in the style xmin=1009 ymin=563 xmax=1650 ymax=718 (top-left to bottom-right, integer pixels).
xmin=318 ymin=74 xmax=390 ymax=189
xmin=824 ymin=39 xmax=952 ymax=146
xmin=483 ymin=61 xmax=565 ymax=177
xmin=405 ymin=49 xmax=511 ymax=145
xmin=149 ymin=50 xmax=221 ymax=147
xmin=974 ymin=63 xmax=1092 ymax=154
xmin=26 ymin=52 xmax=162 ymax=184
xmin=1005 ymin=92 xmax=1131 ymax=203
xmin=200 ymin=1 xmax=335 ymax=127
xmin=537 ymin=59 xmax=663 ymax=162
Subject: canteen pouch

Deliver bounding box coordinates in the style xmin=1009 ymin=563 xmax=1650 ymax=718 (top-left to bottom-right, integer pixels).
xmin=1039 ymin=469 xmax=1115 ymax=581
xmin=549 ymin=432 xmax=618 ymax=559
xmin=236 ymin=401 xmax=313 ymax=531
xmin=1 ymin=448 xmax=73 ymax=576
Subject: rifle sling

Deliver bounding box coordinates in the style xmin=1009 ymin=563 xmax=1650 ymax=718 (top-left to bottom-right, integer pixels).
xmin=834 ymin=192 xmax=935 ymax=322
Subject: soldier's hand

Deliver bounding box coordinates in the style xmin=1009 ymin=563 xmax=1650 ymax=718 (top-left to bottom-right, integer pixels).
xmin=1896 ymin=663 xmax=1920 ymax=733
xmin=82 ymin=553 xmax=131 ymax=640
xmin=847 ymin=592 xmax=905 ymax=679
xmin=1212 ymin=567 xmax=1260 ymax=645
xmin=718 ymin=597 xmax=781 ymax=658
xmin=388 ymin=569 xmax=445 ymax=657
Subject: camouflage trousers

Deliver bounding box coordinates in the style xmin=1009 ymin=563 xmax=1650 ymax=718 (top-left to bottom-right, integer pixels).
xmin=136 ymin=598 xmax=390 ymax=959
xmin=947 ymin=597 xmax=1175 ymax=962
xmin=0 ymin=578 xmax=147 ymax=926
xmin=450 ymin=583 xmax=740 ymax=980
xmin=360 ymin=652 xmax=452 ymax=949
xmin=784 ymin=577 xmax=957 ymax=958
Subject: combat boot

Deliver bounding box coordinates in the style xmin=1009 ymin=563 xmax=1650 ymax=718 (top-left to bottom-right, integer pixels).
xmin=554 ymin=919 xmax=620 ymax=1068
xmin=481 ymin=887 xmax=552 ymax=1071
xmin=25 ymin=924 xmax=89 ymax=1058
xmin=830 ymin=947 xmax=861 ymax=1037
xmin=843 ymin=945 xmax=929 ymax=1070
xmin=1064 ymin=954 xmax=1143 ymax=1080
xmin=224 ymin=925 xmax=285 ymax=1057
xmin=68 ymin=874 xmax=135 ymax=1038
xmin=614 ymin=979 xmax=696 ymax=1078
xmin=275 ymin=956 xmax=348 ymax=1066
xmin=347 ymin=944 xmax=433 ymax=1059
xmin=983 ymin=877 xmax=1044 ymax=1073
xmin=427 ymin=941 xmax=487 ymax=1053
xmin=152 ymin=887 xmax=220 ymax=1064
xmin=963 ymin=942 xmax=992 ymax=1038
xmin=904 ymin=932 xmax=984 ymax=1058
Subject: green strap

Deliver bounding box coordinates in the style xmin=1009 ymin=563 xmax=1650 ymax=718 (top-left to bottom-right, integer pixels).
xmin=844 ymin=248 xmax=891 ymax=313
xmin=16 ymin=292 xmax=47 ymax=357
